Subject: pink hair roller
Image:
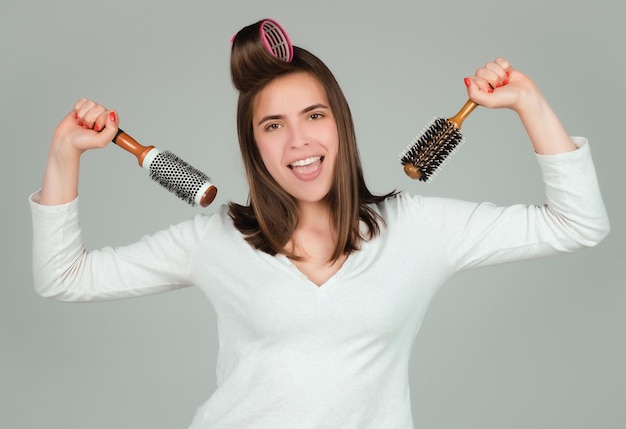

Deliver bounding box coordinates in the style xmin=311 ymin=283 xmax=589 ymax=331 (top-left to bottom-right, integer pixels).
xmin=230 ymin=18 xmax=293 ymax=62
xmin=259 ymin=19 xmax=293 ymax=62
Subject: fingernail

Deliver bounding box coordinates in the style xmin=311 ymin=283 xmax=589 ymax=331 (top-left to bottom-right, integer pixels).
xmin=74 ymin=112 xmax=78 ymax=119
xmin=503 ymin=79 xmax=509 ymax=85
xmin=464 ymin=77 xmax=471 ymax=88
xmin=109 ymin=112 xmax=116 ymax=122
xmin=77 ymin=120 xmax=83 ymax=126
xmin=488 ymin=87 xmax=493 ymax=93
xmin=93 ymin=124 xmax=99 ymax=132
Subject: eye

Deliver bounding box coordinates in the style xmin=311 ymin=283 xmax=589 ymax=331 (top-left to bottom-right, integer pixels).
xmin=309 ymin=112 xmax=324 ymax=120
xmin=264 ymin=122 xmax=281 ymax=131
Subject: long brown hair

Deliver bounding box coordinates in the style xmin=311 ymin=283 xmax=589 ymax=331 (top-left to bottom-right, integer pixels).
xmin=228 ymin=19 xmax=395 ymax=262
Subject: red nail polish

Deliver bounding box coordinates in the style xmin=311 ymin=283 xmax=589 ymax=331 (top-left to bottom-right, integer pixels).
xmin=109 ymin=112 xmax=116 ymax=122
xmin=93 ymin=124 xmax=99 ymax=132
xmin=464 ymin=77 xmax=471 ymax=88
xmin=488 ymin=87 xmax=493 ymax=93
xmin=503 ymin=79 xmax=509 ymax=85
xmin=77 ymin=120 xmax=83 ymax=126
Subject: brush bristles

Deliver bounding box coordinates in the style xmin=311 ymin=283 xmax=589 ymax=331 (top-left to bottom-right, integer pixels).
xmin=148 ymin=151 xmax=212 ymax=206
xmin=399 ymin=117 xmax=464 ymax=182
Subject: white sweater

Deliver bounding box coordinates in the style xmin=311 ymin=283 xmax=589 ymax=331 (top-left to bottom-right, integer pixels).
xmin=30 ymin=138 xmax=609 ymax=428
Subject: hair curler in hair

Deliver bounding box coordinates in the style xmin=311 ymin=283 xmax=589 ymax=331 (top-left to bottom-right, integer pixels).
xmin=231 ymin=18 xmax=293 ymax=62
xmin=112 ymin=129 xmax=217 ymax=207
xmin=230 ymin=18 xmax=294 ymax=92
xmin=258 ymin=19 xmax=293 ymax=62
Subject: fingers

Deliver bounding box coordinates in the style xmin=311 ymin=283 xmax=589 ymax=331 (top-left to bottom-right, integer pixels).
xmin=52 ymin=98 xmax=119 ymax=152
xmin=72 ymin=98 xmax=118 ymax=139
xmin=74 ymin=98 xmax=114 ymax=131
xmin=462 ymin=57 xmax=523 ymax=109
xmin=467 ymin=57 xmax=511 ymax=94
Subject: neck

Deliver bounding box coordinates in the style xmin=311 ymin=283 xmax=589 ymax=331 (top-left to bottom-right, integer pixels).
xmin=285 ymin=199 xmax=336 ymax=260
xmin=296 ymin=199 xmax=332 ymax=230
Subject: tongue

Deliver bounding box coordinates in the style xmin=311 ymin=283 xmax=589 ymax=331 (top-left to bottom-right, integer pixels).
xmin=291 ymin=159 xmax=322 ymax=180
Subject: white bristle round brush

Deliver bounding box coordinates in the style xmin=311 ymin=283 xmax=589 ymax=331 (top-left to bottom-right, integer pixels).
xmin=112 ymin=129 xmax=217 ymax=207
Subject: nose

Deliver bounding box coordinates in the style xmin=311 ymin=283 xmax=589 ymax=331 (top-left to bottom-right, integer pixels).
xmin=288 ymin=122 xmax=309 ymax=148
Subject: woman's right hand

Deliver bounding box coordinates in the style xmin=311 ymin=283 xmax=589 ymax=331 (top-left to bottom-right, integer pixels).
xmin=52 ymin=98 xmax=119 ymax=156
xmin=39 ymin=98 xmax=119 ymax=205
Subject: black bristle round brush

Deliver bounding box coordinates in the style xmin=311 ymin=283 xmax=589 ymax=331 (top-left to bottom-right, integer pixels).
xmin=400 ymin=99 xmax=478 ymax=182
xmin=112 ymin=129 xmax=217 ymax=207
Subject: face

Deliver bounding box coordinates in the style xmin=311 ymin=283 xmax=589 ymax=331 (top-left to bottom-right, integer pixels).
xmin=252 ymin=72 xmax=339 ymax=207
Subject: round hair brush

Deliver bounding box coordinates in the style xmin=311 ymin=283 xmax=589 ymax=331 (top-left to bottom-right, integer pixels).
xmin=112 ymin=129 xmax=217 ymax=207
xmin=400 ymin=99 xmax=478 ymax=182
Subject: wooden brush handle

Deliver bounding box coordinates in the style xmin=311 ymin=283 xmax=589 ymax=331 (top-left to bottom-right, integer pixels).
xmin=447 ymin=99 xmax=478 ymax=129
xmin=112 ymin=129 xmax=155 ymax=167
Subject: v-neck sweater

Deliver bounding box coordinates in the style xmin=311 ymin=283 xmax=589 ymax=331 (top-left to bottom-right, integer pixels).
xmin=30 ymin=138 xmax=609 ymax=428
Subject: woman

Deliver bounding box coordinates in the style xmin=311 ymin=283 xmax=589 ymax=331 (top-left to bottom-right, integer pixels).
xmin=31 ymin=19 xmax=609 ymax=429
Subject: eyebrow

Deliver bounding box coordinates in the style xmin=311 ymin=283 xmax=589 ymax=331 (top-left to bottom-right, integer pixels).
xmin=256 ymin=103 xmax=330 ymax=126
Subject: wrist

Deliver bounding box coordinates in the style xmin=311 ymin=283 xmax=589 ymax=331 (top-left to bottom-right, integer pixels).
xmin=511 ymin=81 xmax=546 ymax=118
xmin=48 ymin=135 xmax=84 ymax=164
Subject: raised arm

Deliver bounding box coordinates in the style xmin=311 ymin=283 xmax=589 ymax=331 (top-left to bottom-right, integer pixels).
xmin=32 ymin=99 xmax=201 ymax=302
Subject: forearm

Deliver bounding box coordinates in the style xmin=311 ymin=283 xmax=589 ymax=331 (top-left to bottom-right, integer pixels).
xmin=515 ymin=89 xmax=577 ymax=155
xmin=39 ymin=141 xmax=82 ymax=205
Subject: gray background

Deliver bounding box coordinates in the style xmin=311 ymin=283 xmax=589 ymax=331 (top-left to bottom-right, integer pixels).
xmin=2 ymin=0 xmax=624 ymax=428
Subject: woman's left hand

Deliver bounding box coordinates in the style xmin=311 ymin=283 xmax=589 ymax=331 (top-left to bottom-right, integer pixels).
xmin=465 ymin=57 xmax=577 ymax=155
xmin=464 ymin=57 xmax=541 ymax=115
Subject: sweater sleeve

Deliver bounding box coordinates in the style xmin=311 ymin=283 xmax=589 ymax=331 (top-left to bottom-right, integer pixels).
xmin=412 ymin=137 xmax=610 ymax=272
xmin=29 ymin=191 xmax=211 ymax=302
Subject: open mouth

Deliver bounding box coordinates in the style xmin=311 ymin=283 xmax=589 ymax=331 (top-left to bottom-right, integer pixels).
xmin=287 ymin=155 xmax=325 ymax=181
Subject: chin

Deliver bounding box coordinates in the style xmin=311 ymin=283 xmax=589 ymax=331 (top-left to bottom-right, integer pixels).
xmin=291 ymin=188 xmax=333 ymax=206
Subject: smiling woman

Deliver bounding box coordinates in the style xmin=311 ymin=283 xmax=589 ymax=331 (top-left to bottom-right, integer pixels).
xmin=228 ymin=37 xmax=394 ymax=264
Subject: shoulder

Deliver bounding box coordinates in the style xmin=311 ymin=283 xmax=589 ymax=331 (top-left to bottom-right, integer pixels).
xmin=373 ymin=191 xmax=433 ymax=218
xmin=189 ymin=204 xmax=237 ymax=235
xmin=373 ymin=191 xmax=479 ymax=228
xmin=162 ymin=204 xmax=239 ymax=248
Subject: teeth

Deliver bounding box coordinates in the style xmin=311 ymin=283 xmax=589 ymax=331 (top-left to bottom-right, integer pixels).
xmin=290 ymin=156 xmax=321 ymax=168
